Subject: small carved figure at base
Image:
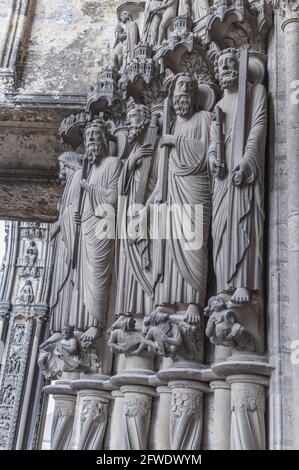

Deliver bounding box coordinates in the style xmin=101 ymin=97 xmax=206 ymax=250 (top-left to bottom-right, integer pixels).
xmin=108 ymin=315 xmax=145 ymax=356
xmin=38 ymin=325 xmax=101 ymax=379
xmin=205 ymin=296 xmax=256 ymax=352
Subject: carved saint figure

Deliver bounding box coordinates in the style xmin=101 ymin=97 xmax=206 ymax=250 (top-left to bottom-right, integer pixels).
xmin=112 ymin=24 xmax=127 ymax=70
xmin=143 ymin=1 xmax=163 ymax=46
xmin=154 ymin=73 xmax=212 ymax=314
xmin=208 ymin=48 xmax=267 ymax=304
xmin=157 ymin=0 xmax=179 ymax=45
xmin=71 ymin=117 xmax=121 ymax=340
xmin=49 ymin=152 xmax=82 ymax=335
xmin=116 ymin=103 xmax=159 ymax=317
xmin=25 ymin=241 xmax=38 ymax=265
xmin=18 ymin=280 xmax=34 ymax=305
xmin=119 ymin=10 xmax=139 ymax=66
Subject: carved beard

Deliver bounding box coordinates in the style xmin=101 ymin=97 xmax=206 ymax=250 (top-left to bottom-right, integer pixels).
xmin=128 ymin=121 xmax=146 ymax=143
xmin=173 ymin=94 xmax=192 ymax=117
xmin=59 ymin=171 xmax=66 ymax=186
xmin=219 ymin=70 xmax=239 ymax=89
xmin=86 ymin=144 xmax=101 ymax=163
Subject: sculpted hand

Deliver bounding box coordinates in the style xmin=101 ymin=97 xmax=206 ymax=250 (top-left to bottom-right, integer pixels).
xmin=74 ymin=211 xmax=82 ymax=226
xmin=232 ymin=159 xmax=251 ymax=186
xmin=160 ymin=135 xmax=176 ymax=148
xmin=80 ymin=179 xmax=90 ymax=191
xmin=210 ymin=156 xmax=225 ymax=179
xmin=131 ymin=144 xmax=153 ymax=166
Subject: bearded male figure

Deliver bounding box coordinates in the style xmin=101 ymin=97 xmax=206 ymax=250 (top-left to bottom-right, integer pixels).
xmin=49 ymin=152 xmax=82 ymax=336
xmin=208 ymin=48 xmax=267 ymax=304
xmin=116 ymin=103 xmax=160 ymax=317
xmin=70 ymin=118 xmax=122 ymax=340
xmin=154 ymin=73 xmax=212 ymax=314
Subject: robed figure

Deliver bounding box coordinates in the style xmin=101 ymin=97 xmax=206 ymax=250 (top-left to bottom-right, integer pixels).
xmin=71 ymin=118 xmax=122 ymax=338
xmin=50 ymin=152 xmax=82 ymax=333
xmin=116 ymin=103 xmax=160 ymax=317
xmin=208 ymin=48 xmax=267 ymax=304
xmin=154 ymin=73 xmax=212 ymax=312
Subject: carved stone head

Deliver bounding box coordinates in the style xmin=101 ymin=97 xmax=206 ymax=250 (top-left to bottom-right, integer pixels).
xmin=215 ymin=48 xmax=240 ymax=90
xmin=119 ymin=10 xmax=132 ymax=24
xmin=58 ymin=152 xmax=82 ymax=185
xmin=61 ymin=324 xmax=74 ymax=339
xmin=126 ymin=102 xmax=151 ymax=143
xmin=115 ymin=24 xmax=126 ymax=43
xmin=169 ymin=73 xmax=199 ymax=118
xmin=84 ymin=117 xmax=108 ymax=163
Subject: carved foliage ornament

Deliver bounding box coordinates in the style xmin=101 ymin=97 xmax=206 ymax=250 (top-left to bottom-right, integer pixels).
xmin=124 ymin=396 xmax=151 ymax=418
xmin=81 ymin=401 xmax=107 ymax=425
xmin=231 ymin=387 xmax=265 ymax=413
xmin=171 ymin=391 xmax=202 ymax=419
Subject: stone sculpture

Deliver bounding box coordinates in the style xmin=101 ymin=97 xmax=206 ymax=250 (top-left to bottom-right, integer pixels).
xmin=205 ymin=295 xmax=256 ymax=351
xmin=208 ymin=47 xmax=267 ymax=304
xmin=49 ymin=152 xmax=82 ymax=334
xmin=119 ymin=10 xmax=140 ymax=65
xmin=70 ymin=117 xmax=121 ymax=339
xmin=157 ymin=0 xmax=179 ymax=46
xmin=18 ymin=280 xmax=34 ymax=305
xmin=32 ymin=0 xmax=272 ymax=452
xmin=112 ymin=24 xmax=127 ymax=70
xmin=154 ymin=72 xmax=212 ymax=315
xmin=143 ymin=1 xmax=163 ymax=46
xmin=38 ymin=324 xmax=100 ymax=379
xmin=116 ymin=102 xmax=159 ymax=317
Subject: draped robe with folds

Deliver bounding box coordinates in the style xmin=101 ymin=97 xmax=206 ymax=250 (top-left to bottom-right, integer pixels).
xmin=143 ymin=1 xmax=162 ymax=46
xmin=71 ymin=157 xmax=122 ymax=329
xmin=116 ymin=142 xmax=160 ymax=317
xmin=50 ymin=169 xmax=81 ymax=333
xmin=209 ymin=84 xmax=267 ymax=293
xmin=192 ymin=0 xmax=209 ymax=20
xmin=155 ymin=111 xmax=212 ymax=309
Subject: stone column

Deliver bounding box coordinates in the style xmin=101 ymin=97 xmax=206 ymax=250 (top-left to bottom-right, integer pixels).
xmin=44 ymin=380 xmax=77 ymax=450
xmin=154 ymin=386 xmax=171 ymax=450
xmin=121 ymin=385 xmax=155 ymax=450
xmin=110 ymin=390 xmax=125 ymax=450
xmin=169 ymin=381 xmax=204 ymax=451
xmin=227 ymin=375 xmax=267 ymax=450
xmin=70 ymin=378 xmax=111 ymax=450
xmin=0 ymin=301 xmax=10 ymax=361
xmin=279 ymin=1 xmax=299 ymax=449
xmin=15 ymin=306 xmax=48 ymax=449
xmin=210 ymin=380 xmax=231 ymax=450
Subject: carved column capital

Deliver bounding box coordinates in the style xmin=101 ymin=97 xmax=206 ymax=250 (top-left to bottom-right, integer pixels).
xmin=275 ymin=1 xmax=299 ymax=31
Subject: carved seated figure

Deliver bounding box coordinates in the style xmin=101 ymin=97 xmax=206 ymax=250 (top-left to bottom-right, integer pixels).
xmin=205 ymin=296 xmax=256 ymax=352
xmin=38 ymin=324 xmax=100 ymax=379
xmin=108 ymin=315 xmax=145 ymax=356
xmin=138 ymin=306 xmax=183 ymax=360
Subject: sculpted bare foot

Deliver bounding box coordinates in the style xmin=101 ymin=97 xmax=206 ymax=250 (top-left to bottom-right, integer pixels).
xmin=80 ymin=326 xmax=101 ymax=346
xmin=231 ymin=288 xmax=250 ymax=305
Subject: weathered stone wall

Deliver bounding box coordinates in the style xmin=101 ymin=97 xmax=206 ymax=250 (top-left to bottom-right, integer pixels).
xmin=0 ymin=0 xmax=118 ymax=221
